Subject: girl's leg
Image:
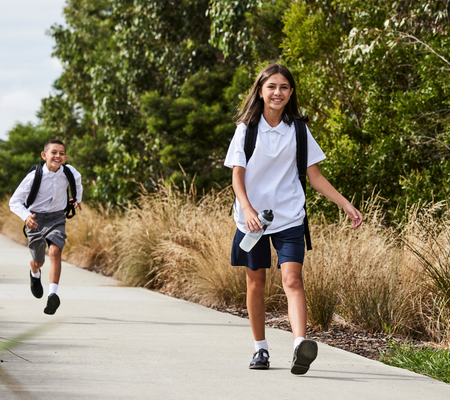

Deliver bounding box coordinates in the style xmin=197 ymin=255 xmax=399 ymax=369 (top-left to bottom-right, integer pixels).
xmin=246 ymin=267 xmax=267 ymax=341
xmin=48 ymin=243 xmax=62 ymax=285
xmin=280 ymin=261 xmax=307 ymax=339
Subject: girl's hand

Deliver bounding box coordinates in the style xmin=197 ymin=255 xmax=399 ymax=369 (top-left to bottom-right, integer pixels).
xmin=243 ymin=207 xmax=263 ymax=233
xmin=74 ymin=202 xmax=83 ymax=211
xmin=343 ymin=203 xmax=363 ymax=228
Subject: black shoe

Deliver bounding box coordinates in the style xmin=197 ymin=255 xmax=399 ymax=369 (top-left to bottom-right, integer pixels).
xmin=291 ymin=339 xmax=318 ymax=375
xmin=30 ymin=270 xmax=43 ymax=299
xmin=44 ymin=293 xmax=60 ymax=315
xmin=249 ymin=348 xmax=270 ymax=370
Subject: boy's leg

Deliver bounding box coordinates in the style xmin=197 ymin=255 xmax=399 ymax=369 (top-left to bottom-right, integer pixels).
xmin=48 ymin=242 xmax=62 ymax=285
xmin=44 ymin=242 xmax=62 ymax=315
xmin=29 ymin=259 xmax=45 ymax=299
xmin=30 ymin=260 xmax=45 ymax=274
xmin=27 ymin=223 xmax=46 ymax=299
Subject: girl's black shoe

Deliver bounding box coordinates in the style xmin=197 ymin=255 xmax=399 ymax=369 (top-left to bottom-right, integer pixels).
xmin=30 ymin=270 xmax=43 ymax=299
xmin=291 ymin=339 xmax=318 ymax=375
xmin=249 ymin=348 xmax=270 ymax=369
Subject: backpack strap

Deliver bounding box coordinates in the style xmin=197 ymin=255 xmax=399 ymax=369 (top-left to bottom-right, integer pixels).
xmin=229 ymin=124 xmax=259 ymax=216
xmin=23 ymin=162 xmax=45 ymax=238
xmin=294 ymin=119 xmax=312 ymax=251
xmin=24 ymin=162 xmax=45 ymax=210
xmin=63 ymin=165 xmax=77 ymax=219
xmin=244 ymin=124 xmax=258 ymax=164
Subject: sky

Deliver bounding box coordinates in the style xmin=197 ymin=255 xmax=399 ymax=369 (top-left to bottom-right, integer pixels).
xmin=0 ymin=0 xmax=67 ymax=141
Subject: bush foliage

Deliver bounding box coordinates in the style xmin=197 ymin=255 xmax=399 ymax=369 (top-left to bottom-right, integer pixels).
xmin=1 ymin=0 xmax=449 ymax=220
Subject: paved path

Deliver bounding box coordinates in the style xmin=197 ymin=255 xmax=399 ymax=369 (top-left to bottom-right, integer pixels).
xmin=0 ymin=234 xmax=449 ymax=399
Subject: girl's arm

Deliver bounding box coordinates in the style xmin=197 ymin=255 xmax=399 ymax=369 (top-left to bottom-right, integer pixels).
xmin=232 ymin=166 xmax=263 ymax=233
xmin=307 ymin=164 xmax=363 ymax=228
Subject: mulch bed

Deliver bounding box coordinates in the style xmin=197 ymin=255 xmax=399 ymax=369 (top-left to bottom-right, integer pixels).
xmin=211 ymin=306 xmax=426 ymax=361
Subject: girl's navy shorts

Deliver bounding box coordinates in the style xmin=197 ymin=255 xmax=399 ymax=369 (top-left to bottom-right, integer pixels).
xmin=231 ymin=225 xmax=305 ymax=271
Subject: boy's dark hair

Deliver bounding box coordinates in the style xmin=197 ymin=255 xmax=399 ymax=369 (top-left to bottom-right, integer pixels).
xmin=234 ymin=63 xmax=309 ymax=128
xmin=44 ymin=139 xmax=66 ymax=152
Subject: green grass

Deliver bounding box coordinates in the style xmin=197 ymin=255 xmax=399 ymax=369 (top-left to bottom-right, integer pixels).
xmin=380 ymin=341 xmax=450 ymax=383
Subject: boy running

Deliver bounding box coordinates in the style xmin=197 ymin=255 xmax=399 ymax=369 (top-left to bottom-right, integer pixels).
xmin=9 ymin=139 xmax=83 ymax=315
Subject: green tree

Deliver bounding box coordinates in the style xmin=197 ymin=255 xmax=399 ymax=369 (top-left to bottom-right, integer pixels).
xmin=282 ymin=0 xmax=450 ymax=218
xmin=141 ymin=65 xmax=241 ymax=190
xmin=40 ymin=0 xmax=222 ymax=204
xmin=0 ymin=124 xmax=52 ymax=198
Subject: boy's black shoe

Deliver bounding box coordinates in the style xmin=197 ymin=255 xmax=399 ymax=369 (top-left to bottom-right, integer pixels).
xmin=291 ymin=339 xmax=318 ymax=375
xmin=44 ymin=293 xmax=60 ymax=315
xmin=249 ymin=348 xmax=270 ymax=370
xmin=30 ymin=270 xmax=43 ymax=299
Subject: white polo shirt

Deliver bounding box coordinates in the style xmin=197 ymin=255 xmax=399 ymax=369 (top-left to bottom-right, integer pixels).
xmin=9 ymin=164 xmax=83 ymax=222
xmin=224 ymin=115 xmax=326 ymax=234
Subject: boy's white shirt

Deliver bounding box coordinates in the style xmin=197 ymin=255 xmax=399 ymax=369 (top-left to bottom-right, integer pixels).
xmin=9 ymin=164 xmax=83 ymax=222
xmin=224 ymin=115 xmax=326 ymax=234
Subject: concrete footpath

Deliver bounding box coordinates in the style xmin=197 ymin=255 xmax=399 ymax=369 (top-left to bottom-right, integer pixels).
xmin=1 ymin=234 xmax=449 ymax=399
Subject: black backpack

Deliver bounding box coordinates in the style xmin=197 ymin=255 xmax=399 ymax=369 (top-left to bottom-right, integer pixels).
xmin=22 ymin=161 xmax=78 ymax=237
xmin=230 ymin=118 xmax=312 ymax=250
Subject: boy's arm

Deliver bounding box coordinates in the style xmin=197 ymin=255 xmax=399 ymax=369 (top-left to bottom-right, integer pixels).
xmin=307 ymin=164 xmax=363 ymax=228
xmin=9 ymin=173 xmax=34 ymax=222
xmin=232 ymin=166 xmax=263 ymax=233
xmin=67 ymin=165 xmax=83 ymax=204
xmin=74 ymin=172 xmax=83 ymax=204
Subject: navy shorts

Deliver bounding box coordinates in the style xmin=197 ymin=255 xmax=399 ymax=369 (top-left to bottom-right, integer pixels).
xmin=231 ymin=225 xmax=305 ymax=271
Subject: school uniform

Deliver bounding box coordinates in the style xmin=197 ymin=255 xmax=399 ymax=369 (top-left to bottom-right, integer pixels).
xmin=9 ymin=164 xmax=83 ymax=263
xmin=224 ymin=115 xmax=325 ymax=270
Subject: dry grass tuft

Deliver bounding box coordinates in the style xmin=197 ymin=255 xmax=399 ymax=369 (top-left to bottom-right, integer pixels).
xmin=305 ymin=196 xmax=415 ymax=334
xmin=395 ymin=201 xmax=450 ymax=343
xmin=64 ymin=205 xmax=118 ymax=275
xmin=0 ymin=199 xmax=28 ymax=246
xmin=113 ymin=183 xmax=249 ymax=307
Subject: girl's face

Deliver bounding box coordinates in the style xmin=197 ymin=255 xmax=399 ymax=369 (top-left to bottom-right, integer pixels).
xmin=258 ymin=73 xmax=294 ymax=113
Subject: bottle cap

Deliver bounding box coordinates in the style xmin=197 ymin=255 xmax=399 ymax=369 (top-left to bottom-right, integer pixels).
xmin=262 ymin=210 xmax=274 ymax=221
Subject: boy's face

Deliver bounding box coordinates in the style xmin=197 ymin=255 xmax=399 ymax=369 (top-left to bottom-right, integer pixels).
xmin=41 ymin=144 xmax=68 ymax=172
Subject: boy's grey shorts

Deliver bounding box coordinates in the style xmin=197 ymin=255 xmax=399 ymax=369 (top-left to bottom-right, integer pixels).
xmin=26 ymin=210 xmax=67 ymax=263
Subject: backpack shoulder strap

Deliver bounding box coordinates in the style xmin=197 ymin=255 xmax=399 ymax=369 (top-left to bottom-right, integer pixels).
xmin=294 ymin=119 xmax=312 ymax=251
xmin=294 ymin=119 xmax=307 ymax=186
xmin=244 ymin=124 xmax=258 ymax=164
xmin=63 ymin=165 xmax=77 ymax=219
xmin=24 ymin=162 xmax=44 ymax=209
xmin=229 ymin=124 xmax=259 ymax=216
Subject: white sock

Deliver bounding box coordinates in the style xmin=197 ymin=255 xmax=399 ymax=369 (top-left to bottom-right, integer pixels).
xmin=255 ymin=339 xmax=269 ymax=352
xmin=31 ymin=270 xmax=40 ymax=278
xmin=294 ymin=337 xmax=305 ymax=350
xmin=49 ymin=283 xmax=58 ymax=295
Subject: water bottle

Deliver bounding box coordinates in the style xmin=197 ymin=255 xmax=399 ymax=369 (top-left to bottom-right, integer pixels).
xmin=239 ymin=210 xmax=274 ymax=252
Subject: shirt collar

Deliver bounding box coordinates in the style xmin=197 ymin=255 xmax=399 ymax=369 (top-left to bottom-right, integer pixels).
xmin=43 ymin=164 xmax=64 ymax=177
xmin=259 ymin=114 xmax=289 ymax=136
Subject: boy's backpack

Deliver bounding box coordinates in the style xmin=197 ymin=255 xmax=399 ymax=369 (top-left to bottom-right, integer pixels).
xmin=22 ymin=161 xmax=78 ymax=237
xmin=231 ymin=119 xmax=312 ymax=251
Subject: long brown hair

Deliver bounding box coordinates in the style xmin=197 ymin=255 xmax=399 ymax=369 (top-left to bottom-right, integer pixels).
xmin=234 ymin=64 xmax=309 ymax=127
